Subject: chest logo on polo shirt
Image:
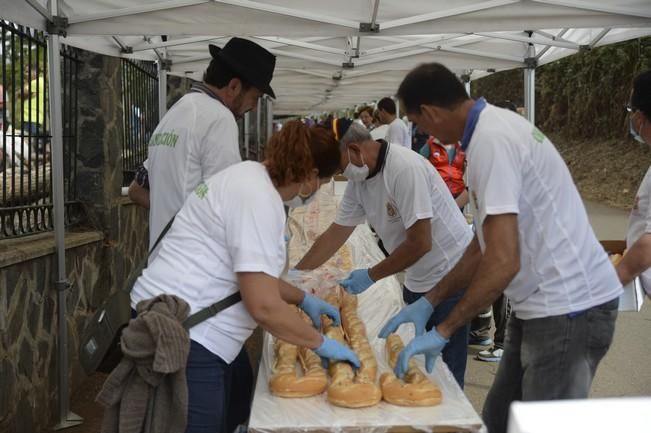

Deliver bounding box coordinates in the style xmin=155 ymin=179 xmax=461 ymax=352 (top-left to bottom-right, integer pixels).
xmin=386 ymin=201 xmax=398 ymax=218
xmin=194 ymin=182 xmax=209 ymax=199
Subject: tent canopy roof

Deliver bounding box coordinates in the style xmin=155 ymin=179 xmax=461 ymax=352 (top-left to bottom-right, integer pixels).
xmin=3 ymin=0 xmax=651 ymax=113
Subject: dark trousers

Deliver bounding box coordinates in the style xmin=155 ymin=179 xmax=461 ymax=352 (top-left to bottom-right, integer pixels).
xmin=482 ymin=298 xmax=619 ymax=433
xmin=186 ymin=342 xmax=253 ymax=433
xmin=403 ymin=287 xmax=469 ymax=388
xmin=470 ymin=294 xmax=511 ymax=349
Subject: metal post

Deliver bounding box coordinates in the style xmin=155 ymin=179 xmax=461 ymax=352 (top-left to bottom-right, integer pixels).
xmin=49 ymin=0 xmax=82 ymax=429
xmin=394 ymin=96 xmax=400 ymax=119
xmin=243 ymin=112 xmax=250 ymax=160
xmin=157 ymin=60 xmax=167 ymax=121
xmin=524 ymin=67 xmax=535 ymax=124
xmin=266 ymin=97 xmax=273 ymax=143
xmin=255 ymin=97 xmax=262 ymax=160
xmin=464 ymin=81 xmax=471 ymax=96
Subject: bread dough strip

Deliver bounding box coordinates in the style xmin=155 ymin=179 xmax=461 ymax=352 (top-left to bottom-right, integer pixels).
xmin=380 ymin=333 xmax=442 ymax=406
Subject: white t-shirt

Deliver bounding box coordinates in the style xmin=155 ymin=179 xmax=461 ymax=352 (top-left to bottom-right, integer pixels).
xmin=132 ymin=162 xmax=286 ymax=362
xmin=336 ymin=144 xmax=473 ymax=292
xmin=465 ymin=104 xmax=622 ymax=319
xmin=370 ymin=124 xmax=388 ymax=141
xmin=386 ymin=118 xmax=410 ymax=148
xmin=144 ymin=92 xmax=241 ymax=257
xmin=626 ymin=165 xmax=651 ymax=294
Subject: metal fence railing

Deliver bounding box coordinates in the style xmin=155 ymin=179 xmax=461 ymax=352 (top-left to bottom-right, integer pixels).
xmin=121 ymin=59 xmax=159 ymax=186
xmin=0 ymin=21 xmax=81 ymax=239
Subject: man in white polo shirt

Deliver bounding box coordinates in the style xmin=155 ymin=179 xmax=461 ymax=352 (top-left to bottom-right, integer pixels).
xmin=377 ymin=97 xmax=410 ymax=148
xmin=296 ymin=118 xmax=473 ymax=387
xmin=128 ymin=37 xmax=277 ymax=433
xmin=382 ymin=63 xmax=622 ymax=433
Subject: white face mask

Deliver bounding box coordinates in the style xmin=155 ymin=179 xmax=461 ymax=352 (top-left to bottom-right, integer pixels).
xmin=343 ymin=149 xmax=369 ymax=182
xmin=284 ymin=181 xmax=319 ymax=208
xmin=630 ymin=117 xmax=646 ymax=144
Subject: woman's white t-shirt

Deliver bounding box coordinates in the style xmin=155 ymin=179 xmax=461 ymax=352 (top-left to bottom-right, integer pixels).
xmin=626 ymin=165 xmax=651 ymax=294
xmin=132 ymin=161 xmax=286 ymax=363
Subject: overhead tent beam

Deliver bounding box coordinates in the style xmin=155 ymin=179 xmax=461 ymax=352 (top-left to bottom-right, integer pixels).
xmin=111 ymin=36 xmax=131 ymax=53
xmin=532 ymin=29 xmax=575 ymax=45
xmin=590 ymin=28 xmax=611 ymax=48
xmin=531 ymin=0 xmax=651 ymax=19
xmin=267 ymin=48 xmax=343 ymax=67
xmin=381 ymin=0 xmax=520 ymax=30
xmin=254 ymin=37 xmax=344 ymax=55
xmin=276 ymin=69 xmax=338 ymax=80
xmin=212 ymin=0 xmax=359 ymax=29
xmin=535 ymin=28 xmax=569 ymax=60
xmin=473 ymin=32 xmax=581 ymax=50
xmin=68 ymin=0 xmax=211 ymax=24
xmin=25 ymin=0 xmax=53 ymax=21
xmin=132 ymin=36 xmax=226 ymax=52
xmin=362 ymin=34 xmax=465 ymax=56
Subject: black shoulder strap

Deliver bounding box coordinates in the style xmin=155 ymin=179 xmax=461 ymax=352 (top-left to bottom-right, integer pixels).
xmin=123 ymin=216 xmax=176 ymax=293
xmin=182 ymin=292 xmax=242 ymax=330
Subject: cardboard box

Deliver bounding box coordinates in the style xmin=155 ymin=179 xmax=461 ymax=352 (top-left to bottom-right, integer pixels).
xmin=600 ymin=240 xmax=645 ymax=312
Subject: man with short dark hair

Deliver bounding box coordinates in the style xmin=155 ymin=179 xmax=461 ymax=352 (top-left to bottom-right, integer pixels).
xmin=382 ymin=63 xmax=622 ymax=433
xmin=128 ymin=37 xmax=276 ymax=433
xmin=377 ymin=97 xmax=410 ymax=148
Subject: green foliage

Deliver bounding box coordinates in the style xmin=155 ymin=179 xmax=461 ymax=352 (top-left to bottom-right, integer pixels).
xmin=471 ymin=37 xmax=651 ymax=141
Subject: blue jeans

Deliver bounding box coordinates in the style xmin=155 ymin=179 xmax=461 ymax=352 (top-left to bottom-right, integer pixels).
xmin=186 ymin=341 xmax=253 ymax=433
xmin=482 ymin=297 xmax=619 ymax=433
xmin=403 ymin=287 xmax=469 ymax=388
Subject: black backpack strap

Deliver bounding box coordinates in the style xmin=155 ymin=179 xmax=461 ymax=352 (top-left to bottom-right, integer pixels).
xmin=183 ymin=292 xmax=242 ymax=330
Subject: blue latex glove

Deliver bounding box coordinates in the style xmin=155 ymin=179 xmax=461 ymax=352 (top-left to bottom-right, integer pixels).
xmin=299 ymin=293 xmax=341 ymax=329
xmin=313 ymin=335 xmax=361 ymax=369
xmin=378 ymin=297 xmax=435 ymax=338
xmin=395 ymin=328 xmax=449 ymax=379
xmin=338 ymin=268 xmax=375 ymax=294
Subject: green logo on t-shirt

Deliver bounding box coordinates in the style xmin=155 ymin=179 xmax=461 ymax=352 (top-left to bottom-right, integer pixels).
xmin=149 ymin=130 xmax=179 ymax=148
xmin=532 ymin=127 xmax=545 ymax=143
xmin=194 ymin=182 xmax=208 ymax=199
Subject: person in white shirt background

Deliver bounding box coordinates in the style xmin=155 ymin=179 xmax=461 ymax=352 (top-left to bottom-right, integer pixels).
xmin=616 ymin=70 xmax=651 ymax=295
xmin=382 ymin=63 xmax=622 ymax=433
xmin=132 ymin=121 xmax=360 ymax=433
xmin=296 ymin=119 xmax=473 ymax=388
xmin=376 ymin=97 xmax=411 ymax=148
xmin=128 ymin=37 xmax=277 ymax=433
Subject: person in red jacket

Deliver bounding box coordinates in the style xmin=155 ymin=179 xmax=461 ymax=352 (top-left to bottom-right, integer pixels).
xmin=420 ymin=137 xmax=469 ymax=209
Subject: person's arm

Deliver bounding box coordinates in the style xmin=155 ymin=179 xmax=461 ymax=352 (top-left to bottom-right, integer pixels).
xmin=128 ymin=180 xmax=150 ymax=208
xmin=369 ymin=218 xmax=432 ymax=281
xmin=455 ymin=189 xmax=469 ymax=209
xmin=239 ymin=272 xmax=322 ymax=348
xmin=435 ymin=214 xmax=520 ymax=339
xmin=278 ymin=278 xmax=307 ymax=305
xmin=295 ymin=223 xmax=355 ymax=270
xmin=616 ymin=233 xmax=651 ymax=285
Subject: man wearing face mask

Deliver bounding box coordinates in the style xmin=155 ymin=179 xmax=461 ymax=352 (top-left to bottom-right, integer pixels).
xmin=295 ymin=118 xmax=473 ymax=387
xmin=617 ymin=70 xmax=651 ymax=296
xmin=127 ymin=37 xmax=276 ymax=433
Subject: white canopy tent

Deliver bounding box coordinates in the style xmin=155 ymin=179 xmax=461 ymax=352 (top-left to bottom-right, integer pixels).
xmin=1 ymin=0 xmax=650 ymax=430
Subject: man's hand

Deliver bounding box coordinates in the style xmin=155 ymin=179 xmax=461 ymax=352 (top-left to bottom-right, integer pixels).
xmin=379 ymin=297 xmax=434 ymax=338
xmin=299 ymin=293 xmax=340 ymax=329
xmin=313 ymin=335 xmax=361 ymax=369
xmin=339 ymin=268 xmax=375 ymax=294
xmin=395 ymin=328 xmax=449 ymax=378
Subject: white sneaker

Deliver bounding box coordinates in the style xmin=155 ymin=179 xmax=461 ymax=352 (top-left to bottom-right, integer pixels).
xmin=476 ymin=347 xmax=504 ymax=362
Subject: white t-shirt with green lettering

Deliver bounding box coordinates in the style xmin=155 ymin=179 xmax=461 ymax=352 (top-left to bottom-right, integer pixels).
xmin=132 ymin=162 xmax=286 ymax=362
xmin=144 ymin=92 xmax=241 ymax=258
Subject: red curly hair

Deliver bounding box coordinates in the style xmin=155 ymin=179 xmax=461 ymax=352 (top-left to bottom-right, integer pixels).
xmin=265 ymin=120 xmax=340 ymax=186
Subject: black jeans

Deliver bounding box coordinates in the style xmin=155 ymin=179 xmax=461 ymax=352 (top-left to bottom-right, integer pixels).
xmin=470 ymin=294 xmax=511 ymax=349
xmin=482 ymin=297 xmax=619 ymax=433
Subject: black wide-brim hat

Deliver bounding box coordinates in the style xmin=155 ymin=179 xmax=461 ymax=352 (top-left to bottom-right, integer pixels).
xmin=209 ymin=38 xmax=276 ymax=98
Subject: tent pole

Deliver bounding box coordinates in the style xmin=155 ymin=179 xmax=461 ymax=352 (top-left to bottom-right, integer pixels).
xmin=524 ymin=44 xmax=536 ymax=124
xmin=157 ymin=60 xmax=167 ymax=121
xmin=266 ymin=97 xmax=273 ymax=144
xmin=244 ymin=112 xmax=250 ymax=159
xmin=49 ymin=0 xmax=82 ymax=428
xmin=256 ymin=97 xmax=262 ymax=160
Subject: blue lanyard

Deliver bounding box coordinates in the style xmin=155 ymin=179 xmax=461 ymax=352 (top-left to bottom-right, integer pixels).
xmin=460 ymin=97 xmax=487 ymax=151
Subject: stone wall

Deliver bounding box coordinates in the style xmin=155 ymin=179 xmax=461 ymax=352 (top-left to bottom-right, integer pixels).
xmin=0 ymin=48 xmax=150 ymax=433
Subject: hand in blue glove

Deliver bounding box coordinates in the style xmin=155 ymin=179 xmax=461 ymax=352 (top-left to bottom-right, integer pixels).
xmin=378 ymin=297 xmax=435 ymax=338
xmin=313 ymin=335 xmax=361 ymax=369
xmin=395 ymin=328 xmax=449 ymax=379
xmin=299 ymin=293 xmax=341 ymax=329
xmin=338 ymin=268 xmax=375 ymax=294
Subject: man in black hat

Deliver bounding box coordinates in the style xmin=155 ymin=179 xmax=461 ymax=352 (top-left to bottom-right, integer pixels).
xmin=127 ymin=37 xmax=276 ymax=433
